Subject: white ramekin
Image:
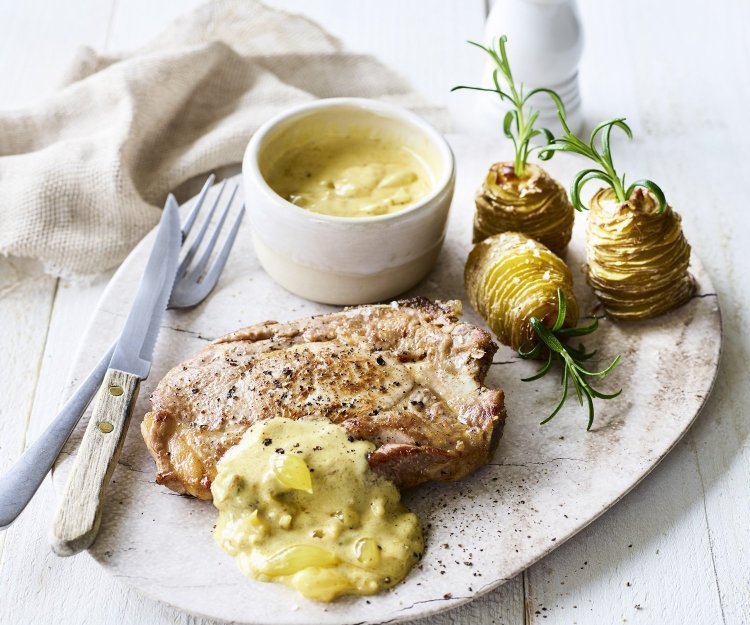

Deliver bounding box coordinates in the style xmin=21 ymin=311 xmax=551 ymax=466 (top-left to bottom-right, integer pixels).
xmin=242 ymin=98 xmax=455 ymax=305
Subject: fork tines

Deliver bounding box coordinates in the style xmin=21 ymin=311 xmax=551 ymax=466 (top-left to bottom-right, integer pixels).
xmin=168 ymin=174 xmax=246 ymax=308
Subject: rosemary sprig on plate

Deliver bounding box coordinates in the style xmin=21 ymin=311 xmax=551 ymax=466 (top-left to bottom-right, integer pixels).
xmin=451 ymin=36 xmax=559 ymax=177
xmin=519 ymin=288 xmax=621 ymax=430
xmin=539 ymin=98 xmax=667 ymax=213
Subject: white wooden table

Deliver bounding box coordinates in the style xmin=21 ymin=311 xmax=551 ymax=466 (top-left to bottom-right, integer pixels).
xmin=1 ymin=1 xmax=748 ymax=623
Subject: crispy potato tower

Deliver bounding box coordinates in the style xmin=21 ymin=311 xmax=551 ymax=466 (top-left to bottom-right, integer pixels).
xmin=474 ymin=163 xmax=574 ymax=256
xmin=465 ymin=231 xmax=579 ymax=350
xmin=586 ymin=187 xmax=694 ymax=320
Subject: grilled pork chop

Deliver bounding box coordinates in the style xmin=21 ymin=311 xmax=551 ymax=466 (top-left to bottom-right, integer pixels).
xmin=142 ymin=298 xmax=506 ymax=499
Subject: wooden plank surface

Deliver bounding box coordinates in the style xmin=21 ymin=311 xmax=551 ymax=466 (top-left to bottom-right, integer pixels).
xmin=261 ymin=0 xmax=487 ymax=122
xmin=523 ymin=1 xmax=750 ymax=623
xmin=0 ymin=0 xmax=114 ymax=108
xmin=0 ymin=0 xmax=114 ymax=581
xmin=1 ymin=0 xmax=749 ymax=624
xmin=0 ymin=259 xmax=56 ymax=563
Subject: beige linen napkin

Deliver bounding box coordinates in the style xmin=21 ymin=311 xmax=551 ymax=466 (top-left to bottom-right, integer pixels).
xmin=0 ymin=0 xmax=445 ymax=279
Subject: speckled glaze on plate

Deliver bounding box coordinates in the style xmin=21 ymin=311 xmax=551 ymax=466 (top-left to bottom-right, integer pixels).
xmin=52 ymin=138 xmax=722 ymax=625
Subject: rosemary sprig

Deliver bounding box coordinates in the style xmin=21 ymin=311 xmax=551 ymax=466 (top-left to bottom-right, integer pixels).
xmin=451 ymin=36 xmax=559 ymax=177
xmin=539 ymin=97 xmax=667 ymax=213
xmin=519 ymin=289 xmax=621 ymax=430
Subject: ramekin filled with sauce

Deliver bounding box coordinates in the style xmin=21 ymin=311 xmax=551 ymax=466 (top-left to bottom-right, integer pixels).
xmin=243 ymin=98 xmax=455 ymax=305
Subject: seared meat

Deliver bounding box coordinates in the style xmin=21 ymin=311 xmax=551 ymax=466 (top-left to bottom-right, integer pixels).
xmin=142 ymin=298 xmax=506 ymax=500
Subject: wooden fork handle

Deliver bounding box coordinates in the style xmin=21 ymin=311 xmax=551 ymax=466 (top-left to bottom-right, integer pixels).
xmin=50 ymin=369 xmax=140 ymax=557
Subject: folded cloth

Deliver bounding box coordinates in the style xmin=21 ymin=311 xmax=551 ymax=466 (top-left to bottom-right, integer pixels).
xmin=0 ymin=0 xmax=445 ymax=279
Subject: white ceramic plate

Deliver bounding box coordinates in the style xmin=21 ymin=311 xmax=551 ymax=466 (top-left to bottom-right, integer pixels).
xmin=53 ymin=137 xmax=721 ymax=624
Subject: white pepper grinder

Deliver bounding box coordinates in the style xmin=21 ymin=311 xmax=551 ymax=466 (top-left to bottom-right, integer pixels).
xmin=482 ymin=0 xmax=584 ymax=134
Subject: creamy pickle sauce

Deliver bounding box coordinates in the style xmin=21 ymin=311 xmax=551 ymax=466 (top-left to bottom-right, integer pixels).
xmin=265 ymin=132 xmax=434 ymax=217
xmin=212 ymin=417 xmax=423 ymax=602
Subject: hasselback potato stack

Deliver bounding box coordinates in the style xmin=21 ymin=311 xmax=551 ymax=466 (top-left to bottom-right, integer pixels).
xmin=586 ymin=187 xmax=694 ymax=319
xmin=542 ymin=113 xmax=695 ymax=321
xmin=465 ymin=232 xmax=578 ymax=350
xmin=453 ymin=37 xmax=574 ymax=255
xmin=465 ymin=232 xmax=621 ymax=429
xmin=474 ymin=163 xmax=574 ymax=255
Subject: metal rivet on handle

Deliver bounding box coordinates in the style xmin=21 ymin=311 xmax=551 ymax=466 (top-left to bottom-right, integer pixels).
xmin=109 ymin=385 xmax=124 ymax=396
xmin=98 ymin=422 xmax=114 ymax=434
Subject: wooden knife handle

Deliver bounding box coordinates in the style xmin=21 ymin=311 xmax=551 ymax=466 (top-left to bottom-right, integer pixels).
xmin=50 ymin=368 xmax=140 ymax=556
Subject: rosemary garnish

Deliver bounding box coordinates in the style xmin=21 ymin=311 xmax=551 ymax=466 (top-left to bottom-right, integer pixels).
xmin=519 ymin=289 xmax=621 ymax=430
xmin=451 ymin=36 xmax=559 ymax=177
xmin=539 ymin=99 xmax=667 ymax=213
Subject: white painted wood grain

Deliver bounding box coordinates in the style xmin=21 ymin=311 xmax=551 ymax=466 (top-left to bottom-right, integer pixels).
xmin=0 ymin=0 xmax=115 ymax=468
xmin=262 ymin=0 xmax=487 ymax=123
xmin=0 ymin=273 xmax=203 ymax=625
xmin=0 ymin=0 xmax=114 ymax=109
xmin=0 ymin=0 xmax=114 ymax=576
xmin=0 ymin=259 xmax=56 ymax=563
xmin=0 ymin=260 xmax=55 ymax=470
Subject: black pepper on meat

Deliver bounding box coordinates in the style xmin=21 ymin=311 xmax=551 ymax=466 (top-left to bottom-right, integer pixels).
xmin=142 ymin=298 xmax=506 ymax=500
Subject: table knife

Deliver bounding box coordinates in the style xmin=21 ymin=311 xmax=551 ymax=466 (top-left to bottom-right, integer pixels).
xmin=49 ymin=200 xmax=181 ymax=556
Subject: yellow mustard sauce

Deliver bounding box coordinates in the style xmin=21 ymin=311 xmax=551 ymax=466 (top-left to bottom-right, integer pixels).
xmin=212 ymin=417 xmax=424 ymax=602
xmin=264 ymin=133 xmax=434 ymax=217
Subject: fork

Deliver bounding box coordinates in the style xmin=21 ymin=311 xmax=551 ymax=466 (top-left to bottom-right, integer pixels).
xmin=0 ymin=175 xmax=245 ymax=530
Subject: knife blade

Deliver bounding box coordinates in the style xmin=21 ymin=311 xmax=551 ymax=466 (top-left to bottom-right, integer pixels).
xmin=109 ymin=194 xmax=182 ymax=378
xmin=50 ymin=199 xmax=182 ymax=556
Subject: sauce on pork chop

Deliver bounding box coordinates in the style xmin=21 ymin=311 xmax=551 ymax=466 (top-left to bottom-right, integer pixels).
xmin=141 ymin=298 xmax=506 ymax=500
